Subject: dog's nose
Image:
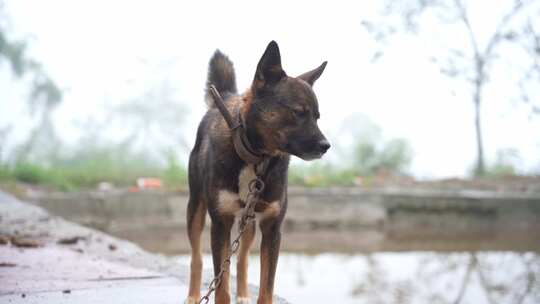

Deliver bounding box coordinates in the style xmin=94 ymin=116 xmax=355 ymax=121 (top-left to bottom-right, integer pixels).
xmin=317 ymin=139 xmax=331 ymax=153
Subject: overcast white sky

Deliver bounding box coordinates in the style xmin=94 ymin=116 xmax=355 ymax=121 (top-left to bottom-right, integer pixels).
xmin=1 ymin=0 xmax=539 ymax=178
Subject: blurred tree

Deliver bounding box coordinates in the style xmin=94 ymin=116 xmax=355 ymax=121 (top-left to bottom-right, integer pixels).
xmin=0 ymin=126 xmax=11 ymax=160
xmin=353 ymin=136 xmax=412 ymax=176
xmin=106 ymin=79 xmax=189 ymax=157
xmin=289 ymin=113 xmax=412 ymax=186
xmin=363 ymin=0 xmax=540 ymax=176
xmin=338 ymin=113 xmax=413 ymax=176
xmin=483 ymin=148 xmax=521 ymax=177
xmin=350 ymin=252 xmax=540 ymax=303
xmin=0 ymin=2 xmax=62 ymax=161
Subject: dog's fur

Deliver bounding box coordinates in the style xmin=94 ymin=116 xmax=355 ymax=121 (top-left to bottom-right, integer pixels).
xmin=186 ymin=41 xmax=329 ymax=304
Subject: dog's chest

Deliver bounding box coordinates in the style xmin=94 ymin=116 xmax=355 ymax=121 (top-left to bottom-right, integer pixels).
xmin=238 ymin=165 xmax=256 ymax=203
xmin=216 ymin=165 xmax=281 ymax=220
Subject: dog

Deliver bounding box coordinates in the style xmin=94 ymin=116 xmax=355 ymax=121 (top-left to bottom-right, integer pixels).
xmin=186 ymin=41 xmax=329 ymax=304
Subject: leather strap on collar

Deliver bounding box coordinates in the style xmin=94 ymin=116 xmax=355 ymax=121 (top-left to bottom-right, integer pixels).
xmin=209 ymin=85 xmax=266 ymax=166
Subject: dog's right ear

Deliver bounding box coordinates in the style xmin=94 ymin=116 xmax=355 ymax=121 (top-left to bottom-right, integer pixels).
xmin=298 ymin=61 xmax=327 ymax=86
xmin=253 ymin=41 xmax=286 ymax=92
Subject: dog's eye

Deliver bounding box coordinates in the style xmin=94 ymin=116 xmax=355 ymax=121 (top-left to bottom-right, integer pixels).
xmin=293 ymin=108 xmax=307 ymax=118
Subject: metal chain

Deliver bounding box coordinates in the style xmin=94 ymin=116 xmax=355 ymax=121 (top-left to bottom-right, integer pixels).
xmin=199 ymin=176 xmax=265 ymax=304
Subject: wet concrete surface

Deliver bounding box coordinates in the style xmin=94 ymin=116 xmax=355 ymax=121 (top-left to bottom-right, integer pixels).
xmin=0 ymin=245 xmax=187 ymax=303
xmin=0 ymin=245 xmax=168 ymax=292
xmin=0 ymin=191 xmax=289 ymax=304
xmin=1 ymin=284 xmax=185 ymax=304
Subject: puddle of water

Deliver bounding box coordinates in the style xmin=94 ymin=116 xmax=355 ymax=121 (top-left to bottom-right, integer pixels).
xmin=177 ymin=252 xmax=539 ymax=304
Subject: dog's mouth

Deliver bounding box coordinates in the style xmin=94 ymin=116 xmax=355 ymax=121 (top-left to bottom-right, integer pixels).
xmin=283 ymin=141 xmax=330 ymax=161
xmin=296 ymin=151 xmax=326 ymax=161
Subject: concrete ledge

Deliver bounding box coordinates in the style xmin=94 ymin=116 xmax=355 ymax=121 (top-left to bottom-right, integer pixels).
xmin=26 ymin=187 xmax=540 ymax=232
xmin=0 ymin=191 xmax=289 ymax=303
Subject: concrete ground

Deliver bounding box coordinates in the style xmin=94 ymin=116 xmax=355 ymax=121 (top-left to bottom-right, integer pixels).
xmin=1 ymin=245 xmax=185 ymax=303
xmin=0 ymin=191 xmax=288 ymax=304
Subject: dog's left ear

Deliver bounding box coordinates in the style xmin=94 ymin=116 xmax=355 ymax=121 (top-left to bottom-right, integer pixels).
xmin=254 ymin=41 xmax=286 ymax=91
xmin=298 ymin=61 xmax=327 ymax=86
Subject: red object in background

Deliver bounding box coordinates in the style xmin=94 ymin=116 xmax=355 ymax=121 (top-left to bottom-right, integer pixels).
xmin=136 ymin=178 xmax=162 ymax=190
xmin=128 ymin=186 xmax=140 ymax=192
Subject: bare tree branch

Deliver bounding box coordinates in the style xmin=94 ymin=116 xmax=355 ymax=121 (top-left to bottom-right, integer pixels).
xmin=453 ymin=0 xmax=481 ymax=59
xmin=475 ymin=255 xmax=498 ymax=304
xmin=371 ymin=0 xmax=540 ymax=175
xmin=453 ymin=253 xmax=477 ymax=304
xmin=485 ymin=1 xmax=524 ymax=56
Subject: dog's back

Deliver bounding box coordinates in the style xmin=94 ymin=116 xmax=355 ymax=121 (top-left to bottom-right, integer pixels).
xmin=186 ymin=48 xmax=257 ymax=304
xmin=188 ymin=50 xmax=248 ymax=202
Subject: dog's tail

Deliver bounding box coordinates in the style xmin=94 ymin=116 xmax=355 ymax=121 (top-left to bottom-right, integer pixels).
xmin=205 ymin=49 xmax=238 ymax=108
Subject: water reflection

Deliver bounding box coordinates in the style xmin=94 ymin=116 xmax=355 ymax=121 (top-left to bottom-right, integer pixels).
xmin=178 ymin=252 xmax=539 ymax=304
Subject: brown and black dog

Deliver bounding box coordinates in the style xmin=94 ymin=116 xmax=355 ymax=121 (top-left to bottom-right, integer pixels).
xmin=186 ymin=41 xmax=329 ymax=304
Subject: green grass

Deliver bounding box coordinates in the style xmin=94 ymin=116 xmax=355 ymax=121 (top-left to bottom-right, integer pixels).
xmin=0 ymin=150 xmax=189 ymax=191
xmin=0 ymin=140 xmax=408 ymax=190
xmin=288 ymin=164 xmax=357 ymax=187
xmin=0 ymin=162 xmax=68 ymax=190
xmin=162 ymin=153 xmax=188 ymax=188
xmin=0 ymin=162 xmax=188 ymax=191
xmin=0 ymin=160 xmax=357 ymax=191
xmin=0 ymin=164 xmax=14 ymax=181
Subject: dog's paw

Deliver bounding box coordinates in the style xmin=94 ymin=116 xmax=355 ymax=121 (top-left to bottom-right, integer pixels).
xmin=236 ymin=296 xmax=251 ymax=304
xmin=185 ymin=296 xmax=199 ymax=304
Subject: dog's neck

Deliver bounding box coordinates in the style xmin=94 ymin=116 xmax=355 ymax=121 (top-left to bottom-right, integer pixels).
xmin=239 ymin=89 xmax=268 ymax=157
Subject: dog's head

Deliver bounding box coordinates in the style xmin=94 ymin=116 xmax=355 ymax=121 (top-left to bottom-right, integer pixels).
xmin=246 ymin=41 xmax=330 ymax=161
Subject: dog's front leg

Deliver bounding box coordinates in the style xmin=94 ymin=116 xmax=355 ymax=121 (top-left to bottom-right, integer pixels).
xmin=211 ymin=216 xmax=234 ymax=304
xmin=257 ymin=220 xmax=281 ymax=304
xmin=237 ymin=221 xmax=256 ymax=304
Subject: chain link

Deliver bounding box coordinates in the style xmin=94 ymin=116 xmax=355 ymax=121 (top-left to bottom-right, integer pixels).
xmin=198 ymin=176 xmax=265 ymax=304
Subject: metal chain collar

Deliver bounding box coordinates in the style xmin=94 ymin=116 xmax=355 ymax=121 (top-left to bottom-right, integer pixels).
xmin=199 ymin=174 xmax=266 ymax=304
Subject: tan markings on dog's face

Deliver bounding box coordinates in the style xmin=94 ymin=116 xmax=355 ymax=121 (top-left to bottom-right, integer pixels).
xmin=217 ymin=190 xmax=242 ymax=215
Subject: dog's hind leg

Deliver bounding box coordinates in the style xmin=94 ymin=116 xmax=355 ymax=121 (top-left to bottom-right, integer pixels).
xmin=186 ymin=197 xmax=207 ymax=304
xmin=236 ymin=221 xmax=256 ymax=304
xmin=211 ymin=216 xmax=234 ymax=304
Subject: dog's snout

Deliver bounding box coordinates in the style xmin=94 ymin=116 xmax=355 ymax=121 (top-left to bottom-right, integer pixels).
xmin=317 ymin=139 xmax=331 ymax=153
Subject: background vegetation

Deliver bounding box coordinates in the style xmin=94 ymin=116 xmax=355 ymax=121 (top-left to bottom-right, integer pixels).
xmin=0 ymin=132 xmax=409 ymax=190
xmin=1 ymin=1 xmax=537 ymax=191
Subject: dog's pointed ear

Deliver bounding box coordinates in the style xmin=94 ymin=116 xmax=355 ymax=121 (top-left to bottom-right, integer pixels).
xmin=298 ymin=61 xmax=327 ymax=86
xmin=253 ymin=41 xmax=286 ymax=91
